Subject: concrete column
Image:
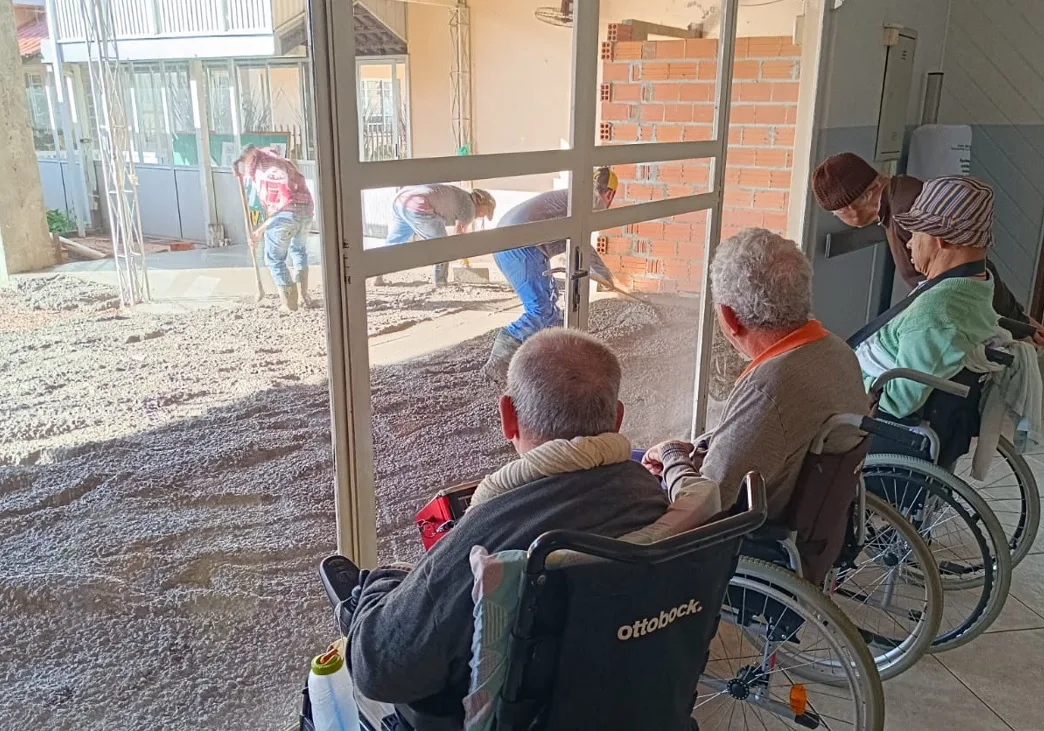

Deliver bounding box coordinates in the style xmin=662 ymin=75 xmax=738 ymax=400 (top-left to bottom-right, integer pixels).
xmin=189 ymin=59 xmax=219 ymax=244
xmin=0 ymin=0 xmax=57 ymax=281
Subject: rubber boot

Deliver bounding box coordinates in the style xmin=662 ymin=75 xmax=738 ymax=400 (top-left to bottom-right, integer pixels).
xmin=278 ymin=284 xmax=299 ymax=312
xmin=479 ymin=329 xmax=523 ymax=387
xmin=294 ymin=268 xmax=314 ymax=309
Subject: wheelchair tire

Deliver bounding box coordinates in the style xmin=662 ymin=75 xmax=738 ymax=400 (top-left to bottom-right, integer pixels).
xmin=952 ymin=436 xmax=1040 ymax=568
xmin=827 ymin=492 xmax=943 ymax=681
xmin=697 ymin=557 xmax=885 ymax=731
xmin=862 ymin=454 xmax=1012 ymax=653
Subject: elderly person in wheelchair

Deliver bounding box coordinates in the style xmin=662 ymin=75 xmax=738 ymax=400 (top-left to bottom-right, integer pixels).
xmin=317 ymin=328 xmax=722 ymax=731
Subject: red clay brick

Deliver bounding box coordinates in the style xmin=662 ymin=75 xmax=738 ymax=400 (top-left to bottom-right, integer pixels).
xmin=763 ymin=211 xmax=789 ymax=232
xmin=761 ymin=60 xmax=797 ymax=79
xmin=732 ymin=60 xmax=760 ymax=79
xmin=785 ymin=106 xmax=798 ymax=124
xmin=723 ymin=188 xmax=754 ymax=207
xmin=626 ymin=183 xmax=657 ymax=201
xmin=601 ymin=102 xmax=633 ymax=121
xmin=633 ymin=276 xmax=662 ymax=292
xmin=697 ymin=62 xmax=718 ymax=80
xmin=685 ymin=38 xmax=718 ymax=58
xmin=640 ymin=104 xmax=665 ymax=122
xmin=729 ymin=106 xmax=757 ymax=124
xmin=683 ymin=125 xmax=714 ymax=142
xmin=657 ymin=163 xmax=686 ymax=183
xmin=745 ymin=36 xmax=784 ymax=57
xmin=659 ymin=279 xmax=679 ymax=293
xmin=620 ymin=256 xmax=648 ymax=273
xmin=612 ymin=123 xmax=639 ymax=142
xmin=668 ymin=62 xmax=699 ymax=80
xmin=634 ymin=221 xmax=664 ymax=239
xmin=664 ymin=257 xmax=690 ymax=280
xmin=724 ymin=208 xmax=765 ymax=227
xmin=614 ymin=41 xmax=644 ymax=61
xmin=754 ymin=105 xmax=789 ymax=124
xmin=656 ymin=125 xmax=683 ymax=142
xmin=641 ymin=41 xmax=658 ymax=59
xmin=727 ymin=148 xmax=757 ymax=167
xmin=771 ymin=82 xmax=800 ymax=103
xmin=602 ymin=62 xmax=631 ymax=82
xmin=663 ymin=104 xmax=694 ymax=123
xmin=646 ymin=258 xmax=663 ymax=275
xmin=632 ymin=239 xmax=649 ymax=254
xmin=739 ymin=169 xmax=773 ymax=188
xmin=741 ymin=127 xmax=772 ymax=145
xmin=769 ymin=170 xmax=792 ymax=189
xmin=653 ymin=84 xmax=682 ymax=102
xmin=639 ymin=62 xmax=670 ymax=81
xmin=728 ymin=127 xmax=743 ymax=144
xmin=605 ymin=236 xmax=631 ymax=255
xmin=732 ymin=37 xmax=750 ymax=59
xmin=613 ymin=83 xmax=643 ymax=102
xmin=655 ymin=40 xmax=687 ymax=59
xmin=679 ymin=279 xmax=702 ymax=294
xmin=720 ymin=223 xmax=745 ymax=240
xmin=780 ymin=40 xmax=801 ymax=57
xmin=725 ymin=168 xmax=742 ymax=186
xmin=734 ymin=82 xmax=773 ymax=102
xmin=663 ymin=222 xmax=692 ymax=241
xmin=651 ymin=240 xmax=678 ymax=258
xmin=754 ymin=190 xmax=788 ymax=210
xmin=677 ymin=241 xmax=704 ymax=260
xmin=756 ymin=148 xmax=790 ymax=168
xmin=613 ymin=163 xmax=639 ymax=181
xmin=692 ymin=105 xmax=716 ymax=123
xmin=774 ymin=127 xmax=796 ymax=146
xmin=667 ymin=184 xmax=692 ymax=199
xmin=600 ymin=254 xmax=624 ymax=271
xmin=679 ymin=83 xmax=714 ymax=102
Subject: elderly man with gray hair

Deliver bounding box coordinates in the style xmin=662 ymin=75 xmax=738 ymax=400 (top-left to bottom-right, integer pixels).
xmin=643 ymin=227 xmax=868 ymax=519
xmin=338 ymin=328 xmax=718 ymax=731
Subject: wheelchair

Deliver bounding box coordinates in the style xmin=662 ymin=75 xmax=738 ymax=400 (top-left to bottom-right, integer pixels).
xmin=714 ymin=413 xmax=943 ymax=684
xmin=320 ymin=475 xmax=885 ymax=731
xmin=862 ymin=366 xmax=1020 ymax=651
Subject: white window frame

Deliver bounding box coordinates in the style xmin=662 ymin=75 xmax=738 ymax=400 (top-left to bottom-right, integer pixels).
xmin=311 ymin=0 xmax=740 ymax=564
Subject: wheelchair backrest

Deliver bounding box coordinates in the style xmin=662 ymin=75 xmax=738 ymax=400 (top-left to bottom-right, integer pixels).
xmin=494 ymin=476 xmax=767 ymax=731
xmin=784 ymin=418 xmax=870 ymax=585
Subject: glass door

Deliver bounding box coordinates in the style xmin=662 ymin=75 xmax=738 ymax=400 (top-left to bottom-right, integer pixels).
xmin=311 ymin=0 xmax=742 ymax=563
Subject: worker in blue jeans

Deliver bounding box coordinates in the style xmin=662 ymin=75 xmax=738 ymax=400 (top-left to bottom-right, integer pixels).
xmin=385 ymin=184 xmax=496 ymax=286
xmin=480 ymin=167 xmax=619 ymax=385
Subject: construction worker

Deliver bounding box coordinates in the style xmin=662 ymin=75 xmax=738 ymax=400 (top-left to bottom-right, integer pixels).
xmin=386 ymin=184 xmax=497 ymax=286
xmin=234 ymin=145 xmax=314 ymax=311
xmin=480 ymin=167 xmax=619 ymax=385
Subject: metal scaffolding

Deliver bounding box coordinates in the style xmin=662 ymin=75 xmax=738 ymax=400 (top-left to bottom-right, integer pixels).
xmin=78 ymin=0 xmax=150 ymax=307
xmin=449 ymin=1 xmax=473 ymax=157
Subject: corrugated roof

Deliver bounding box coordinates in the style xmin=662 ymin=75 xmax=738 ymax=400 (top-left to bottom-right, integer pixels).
xmin=18 ymin=18 xmax=48 ymax=59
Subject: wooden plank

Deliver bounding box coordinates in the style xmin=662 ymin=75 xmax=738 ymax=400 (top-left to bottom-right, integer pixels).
xmin=621 ymin=19 xmax=702 ymax=41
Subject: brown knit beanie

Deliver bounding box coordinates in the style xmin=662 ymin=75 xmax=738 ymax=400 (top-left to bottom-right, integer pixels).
xmin=812 ymin=153 xmax=880 ymax=211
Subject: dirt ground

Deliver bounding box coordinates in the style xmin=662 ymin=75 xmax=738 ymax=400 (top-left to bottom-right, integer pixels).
xmin=0 ymin=273 xmax=713 ymax=729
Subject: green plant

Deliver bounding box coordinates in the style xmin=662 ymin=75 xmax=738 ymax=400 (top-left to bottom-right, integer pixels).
xmin=46 ymin=209 xmax=76 ymax=234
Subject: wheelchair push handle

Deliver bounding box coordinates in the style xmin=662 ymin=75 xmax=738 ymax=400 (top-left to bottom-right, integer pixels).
xmin=858 ymin=416 xmax=931 ymax=453
xmin=869 ymin=368 xmax=971 ymax=399
xmin=999 ymin=316 xmax=1037 ymax=342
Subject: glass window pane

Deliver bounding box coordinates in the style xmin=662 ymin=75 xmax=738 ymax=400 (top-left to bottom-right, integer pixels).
xmin=131 ymin=64 xmax=169 ymax=165
xmin=166 ymin=63 xmax=198 ymax=166
xmin=237 ymin=64 xmax=271 ymax=133
xmin=268 ymin=64 xmax=305 ymax=160
xmin=24 ymin=71 xmax=57 ymax=155
xmin=206 ymin=63 xmax=235 ymax=166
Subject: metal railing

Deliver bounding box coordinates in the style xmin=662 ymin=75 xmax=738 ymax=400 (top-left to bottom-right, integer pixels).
xmin=53 ymin=0 xmax=299 ymax=41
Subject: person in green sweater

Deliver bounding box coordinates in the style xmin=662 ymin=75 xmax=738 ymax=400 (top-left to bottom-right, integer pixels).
xmin=855 ymin=176 xmax=1001 ymax=419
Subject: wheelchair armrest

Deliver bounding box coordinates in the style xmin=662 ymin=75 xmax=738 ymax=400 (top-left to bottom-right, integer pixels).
xmin=985 ymin=347 xmax=1015 ymax=367
xmin=859 ymin=416 xmax=931 ymax=453
xmin=869 ymin=368 xmax=971 ymax=399
xmin=999 ymin=317 xmax=1036 ymax=341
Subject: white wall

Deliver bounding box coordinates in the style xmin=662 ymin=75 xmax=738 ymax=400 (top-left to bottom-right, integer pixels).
xmin=937 ymin=0 xmax=1044 ymax=306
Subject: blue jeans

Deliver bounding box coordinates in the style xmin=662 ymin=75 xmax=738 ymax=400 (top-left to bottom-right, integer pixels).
xmin=493 ymin=246 xmax=561 ymax=342
xmin=386 ymin=200 xmax=451 ymax=285
xmin=264 ymin=211 xmax=311 ymax=287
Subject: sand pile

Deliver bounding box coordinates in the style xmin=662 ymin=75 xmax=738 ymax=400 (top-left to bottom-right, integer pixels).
xmin=0 ymin=279 xmax=702 ymax=729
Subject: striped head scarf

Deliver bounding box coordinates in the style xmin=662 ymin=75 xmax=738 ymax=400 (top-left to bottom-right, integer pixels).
xmin=893 ymin=175 xmax=994 ymax=249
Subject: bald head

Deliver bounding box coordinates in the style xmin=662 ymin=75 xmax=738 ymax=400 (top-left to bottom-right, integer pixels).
xmin=505 ymin=328 xmax=622 ymax=445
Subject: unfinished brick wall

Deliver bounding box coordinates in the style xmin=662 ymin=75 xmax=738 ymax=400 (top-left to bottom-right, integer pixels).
xmin=597 ymin=31 xmax=801 ymax=294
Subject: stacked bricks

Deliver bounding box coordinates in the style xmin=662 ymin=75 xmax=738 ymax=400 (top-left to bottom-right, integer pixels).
xmin=598 ymin=32 xmax=800 ymax=294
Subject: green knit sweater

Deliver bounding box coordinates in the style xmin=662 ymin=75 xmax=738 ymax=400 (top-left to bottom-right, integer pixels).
xmin=856 ymin=276 xmax=999 ymax=418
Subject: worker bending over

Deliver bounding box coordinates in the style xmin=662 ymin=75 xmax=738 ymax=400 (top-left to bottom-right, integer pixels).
xmin=386 ymin=184 xmax=496 ymax=286
xmin=480 ymin=167 xmax=619 ymax=385
xmin=234 ymin=145 xmax=315 ymax=311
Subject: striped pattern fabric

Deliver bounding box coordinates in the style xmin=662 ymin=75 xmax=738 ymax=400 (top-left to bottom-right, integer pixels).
xmin=893 ymin=175 xmax=995 ymax=248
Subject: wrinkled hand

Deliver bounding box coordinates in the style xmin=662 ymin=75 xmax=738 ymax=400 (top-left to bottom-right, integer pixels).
xmin=641 ymin=440 xmax=696 ymax=477
xmin=1028 ymin=317 xmax=1044 ymax=348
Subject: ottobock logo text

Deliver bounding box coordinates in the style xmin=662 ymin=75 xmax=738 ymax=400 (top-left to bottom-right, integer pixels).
xmin=616 ymin=599 xmax=703 ymax=641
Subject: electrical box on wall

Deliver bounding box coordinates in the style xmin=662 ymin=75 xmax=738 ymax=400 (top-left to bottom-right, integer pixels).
xmin=875 ymin=25 xmax=918 ymax=162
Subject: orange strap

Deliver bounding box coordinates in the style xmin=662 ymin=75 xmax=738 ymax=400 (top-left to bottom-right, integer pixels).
xmin=737 ymin=320 xmax=829 ymax=383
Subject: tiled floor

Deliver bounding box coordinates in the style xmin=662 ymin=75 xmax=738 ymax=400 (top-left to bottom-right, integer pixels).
xmin=882 ymin=452 xmax=1044 ymax=731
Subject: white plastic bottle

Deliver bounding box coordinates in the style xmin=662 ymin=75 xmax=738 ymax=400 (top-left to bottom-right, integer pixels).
xmin=308 ymin=646 xmax=361 ymax=731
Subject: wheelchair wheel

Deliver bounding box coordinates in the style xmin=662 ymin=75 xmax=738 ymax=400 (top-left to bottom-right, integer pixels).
xmin=951 ymin=435 xmax=1040 ymax=567
xmin=826 ymin=492 xmax=943 ymax=680
xmin=695 ymin=558 xmax=884 ymax=731
xmin=862 ymin=454 xmax=1012 ymax=652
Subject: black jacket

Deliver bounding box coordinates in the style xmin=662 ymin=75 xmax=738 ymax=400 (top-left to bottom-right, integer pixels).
xmin=347 ymin=461 xmax=669 ymax=730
